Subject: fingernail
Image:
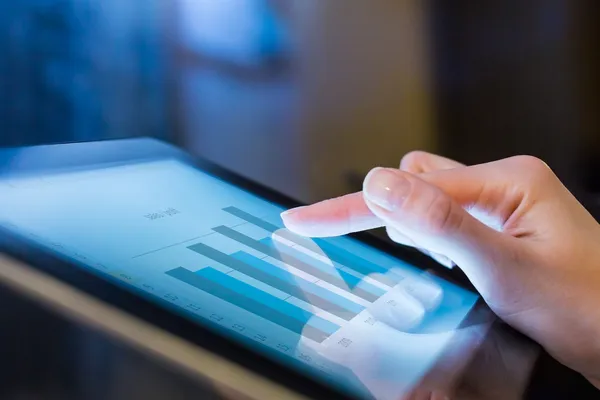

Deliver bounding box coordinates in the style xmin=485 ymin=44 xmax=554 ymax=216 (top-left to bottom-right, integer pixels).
xmin=281 ymin=207 xmax=301 ymax=218
xmin=363 ymin=168 xmax=410 ymax=211
xmin=280 ymin=207 xmax=306 ymax=225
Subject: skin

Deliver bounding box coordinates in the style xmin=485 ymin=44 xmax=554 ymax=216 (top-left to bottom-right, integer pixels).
xmin=281 ymin=151 xmax=600 ymax=390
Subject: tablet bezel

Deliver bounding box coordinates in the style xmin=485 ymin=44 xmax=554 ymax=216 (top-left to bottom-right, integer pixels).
xmin=0 ymin=138 xmax=481 ymax=399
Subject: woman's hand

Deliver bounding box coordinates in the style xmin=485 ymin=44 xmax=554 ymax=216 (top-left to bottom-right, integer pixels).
xmin=281 ymin=151 xmax=600 ymax=387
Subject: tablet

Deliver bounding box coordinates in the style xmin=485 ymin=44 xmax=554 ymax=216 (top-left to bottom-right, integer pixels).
xmin=0 ymin=139 xmax=537 ymax=400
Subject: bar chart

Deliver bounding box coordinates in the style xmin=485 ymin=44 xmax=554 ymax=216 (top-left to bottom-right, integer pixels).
xmin=1 ymin=157 xmax=482 ymax=399
xmin=165 ymin=206 xmax=399 ymax=343
xmin=223 ymin=206 xmax=404 ymax=286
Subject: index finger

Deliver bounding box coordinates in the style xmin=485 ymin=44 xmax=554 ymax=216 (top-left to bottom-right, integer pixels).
xmin=282 ymin=153 xmax=466 ymax=239
xmin=281 ymin=192 xmax=382 ymax=237
xmin=283 ymin=162 xmax=503 ymax=239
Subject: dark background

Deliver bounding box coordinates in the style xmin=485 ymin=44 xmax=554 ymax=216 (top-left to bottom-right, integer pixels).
xmin=431 ymin=0 xmax=600 ymax=201
xmin=1 ymin=1 xmax=600 ymax=399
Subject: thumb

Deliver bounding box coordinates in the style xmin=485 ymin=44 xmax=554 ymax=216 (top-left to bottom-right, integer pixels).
xmin=363 ymin=167 xmax=517 ymax=290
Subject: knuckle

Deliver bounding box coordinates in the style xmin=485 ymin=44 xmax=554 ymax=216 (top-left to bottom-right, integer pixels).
xmin=424 ymin=193 xmax=461 ymax=234
xmin=400 ymin=150 xmax=429 ymax=171
xmin=338 ymin=194 xmax=357 ymax=231
xmin=337 ymin=194 xmax=353 ymax=219
xmin=508 ymin=155 xmax=554 ymax=181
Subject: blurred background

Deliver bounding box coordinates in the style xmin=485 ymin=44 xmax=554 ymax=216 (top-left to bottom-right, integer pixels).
xmin=1 ymin=2 xmax=600 ymax=399
xmin=1 ymin=0 xmax=599 ymax=205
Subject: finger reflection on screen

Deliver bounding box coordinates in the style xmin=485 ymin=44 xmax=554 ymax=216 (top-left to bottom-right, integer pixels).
xmin=268 ymin=229 xmax=485 ymax=400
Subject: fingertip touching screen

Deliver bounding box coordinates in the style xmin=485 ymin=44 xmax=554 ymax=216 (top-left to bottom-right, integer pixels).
xmin=0 ymin=155 xmax=479 ymax=400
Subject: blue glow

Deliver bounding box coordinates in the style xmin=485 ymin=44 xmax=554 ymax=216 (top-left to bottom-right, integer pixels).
xmin=180 ymin=0 xmax=289 ymax=65
xmin=0 ymin=158 xmax=479 ymax=398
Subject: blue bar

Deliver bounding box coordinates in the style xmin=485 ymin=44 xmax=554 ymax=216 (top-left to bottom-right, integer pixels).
xmin=314 ymin=238 xmax=401 ymax=278
xmin=211 ymin=226 xmax=383 ymax=302
xmin=277 ymin=234 xmax=403 ymax=285
xmin=188 ymin=243 xmax=309 ymax=301
xmin=222 ymin=207 xmax=402 ymax=286
xmin=166 ymin=267 xmax=334 ymax=342
xmin=197 ymin=267 xmax=339 ymax=335
xmin=260 ymin=237 xmax=385 ymax=298
xmin=186 ymin=242 xmax=361 ymax=320
xmin=232 ymin=251 xmax=364 ymax=315
xmin=223 ymin=206 xmax=280 ymax=232
xmin=260 ymin=238 xmax=360 ymax=286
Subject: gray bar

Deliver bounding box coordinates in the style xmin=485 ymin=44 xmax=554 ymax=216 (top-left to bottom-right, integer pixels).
xmin=166 ymin=267 xmax=330 ymax=343
xmin=223 ymin=206 xmax=400 ymax=287
xmin=212 ymin=225 xmax=380 ymax=302
xmin=223 ymin=206 xmax=279 ymax=232
xmin=187 ymin=243 xmax=359 ymax=321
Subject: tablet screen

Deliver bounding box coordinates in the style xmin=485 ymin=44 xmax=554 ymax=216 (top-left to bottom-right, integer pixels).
xmin=0 ymin=157 xmax=479 ymax=399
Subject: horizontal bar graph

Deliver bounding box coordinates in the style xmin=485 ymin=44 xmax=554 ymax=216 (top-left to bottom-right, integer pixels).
xmin=313 ymin=238 xmax=403 ymax=282
xmin=172 ymin=206 xmax=403 ymax=345
xmin=259 ymin=237 xmax=394 ymax=291
xmin=187 ymin=242 xmax=363 ymax=320
xmin=223 ymin=206 xmax=279 ymax=232
xmin=167 ymin=267 xmax=336 ymax=343
xmin=210 ymin=225 xmax=383 ymax=302
xmin=231 ymin=252 xmax=365 ymax=315
xmin=223 ymin=206 xmax=403 ymax=286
